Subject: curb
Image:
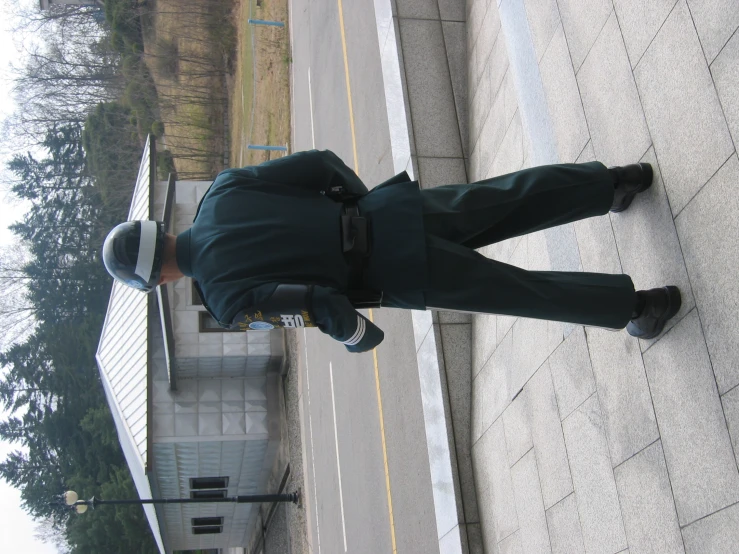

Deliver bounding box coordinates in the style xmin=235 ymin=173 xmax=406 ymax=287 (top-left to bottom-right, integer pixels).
xmin=372 ymin=1 xmax=482 ymax=552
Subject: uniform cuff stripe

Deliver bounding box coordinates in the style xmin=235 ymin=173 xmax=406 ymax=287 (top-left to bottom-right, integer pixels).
xmin=345 ymin=317 xmax=364 ymax=345
xmin=343 ymin=316 xmax=365 ymax=346
xmin=346 ymin=316 xmax=362 ymax=344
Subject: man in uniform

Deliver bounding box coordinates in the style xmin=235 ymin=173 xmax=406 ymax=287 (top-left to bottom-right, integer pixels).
xmin=103 ymin=149 xmax=681 ymax=353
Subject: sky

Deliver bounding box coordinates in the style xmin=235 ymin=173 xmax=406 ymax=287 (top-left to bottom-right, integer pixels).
xmin=0 ymin=1 xmax=65 ymax=552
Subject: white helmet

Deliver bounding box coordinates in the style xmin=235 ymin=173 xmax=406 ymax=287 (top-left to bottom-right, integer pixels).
xmin=102 ymin=220 xmax=166 ymax=293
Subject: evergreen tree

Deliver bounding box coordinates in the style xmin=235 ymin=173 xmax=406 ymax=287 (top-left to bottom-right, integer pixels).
xmin=0 ymin=96 xmax=156 ymax=554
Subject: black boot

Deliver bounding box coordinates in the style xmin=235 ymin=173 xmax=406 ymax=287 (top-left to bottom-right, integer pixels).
xmin=627 ymin=286 xmax=681 ymax=339
xmin=609 ymin=163 xmax=653 ymax=212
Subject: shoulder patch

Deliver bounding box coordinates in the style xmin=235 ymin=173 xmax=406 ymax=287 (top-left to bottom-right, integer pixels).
xmin=230 ymin=284 xmax=316 ymax=330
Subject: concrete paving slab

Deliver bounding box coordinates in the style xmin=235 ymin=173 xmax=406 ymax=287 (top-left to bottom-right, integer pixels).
xmin=502 ymin=393 xmax=533 ymax=465
xmin=510 ymin=317 xmax=552 ymax=397
xmin=467 ymin=0 xmax=500 ymax=101
xmin=509 ymin=218 xmax=529 ymax=271
xmin=548 ymin=327 xmax=596 ymax=421
xmin=399 ymin=18 xmax=464 ymax=158
xmin=495 ymin=312 xmax=515 ymax=345
xmin=491 ymin=109 xmax=524 ymax=176
xmin=675 ymin=155 xmax=739 ymax=394
xmin=576 ymin=139 xmax=595 ymax=163
xmin=395 ymin=0 xmax=439 ymax=19
xmin=467 ymin=23 xmax=482 ymax=99
xmin=643 ymin=309 xmax=739 ymax=526
xmin=526 ymin=364 xmax=573 ymax=509
xmin=633 ymin=0 xmax=734 ymax=215
xmin=472 ymin=314 xmax=496 ymax=377
xmin=471 ymin=59 xmax=493 ymax=148
xmin=544 ymin=221 xmax=581 ymax=273
xmin=438 ymin=0 xmax=466 ymax=21
xmin=464 ymin=522 xmax=485 ymax=554
xmin=547 ymin=320 xmax=564 ymax=355
xmin=477 ymin=0 xmax=502 ymax=68
xmin=523 ymin=0 xmax=560 ymax=63
xmin=682 ymin=502 xmax=739 ymax=554
xmin=545 ymin=493 xmax=586 ymax=554
xmin=585 ymin=328 xmax=659 ymax=467
xmin=721 ymin=385 xmax=739 ymax=469
xmin=511 ymin=449 xmax=552 ymax=553
xmin=473 ymin=83 xmax=507 ymax=177
xmin=439 ymin=322 xmax=478 ymax=524
xmin=473 ymin=331 xmax=512 ymax=442
xmin=610 ymin=147 xmax=695 ymax=350
xmin=500 ymin=68 xmax=518 ymax=134
xmin=460 ymin=0 xmax=739 ymax=549
xmin=494 ymin=236 xmax=525 ymax=342
xmin=539 ymin=24 xmax=590 ymax=163
xmin=710 ymin=31 xmax=739 ymax=170
xmin=613 ymin=0 xmax=677 ymax=67
xmin=498 ymin=530 xmax=522 ymax=554
xmin=476 ymin=419 xmax=520 ymax=544
xmin=472 ymin=419 xmax=499 ymax=553
xmin=577 ymin=11 xmax=651 ymax=166
xmin=472 ymin=362 xmax=489 ymax=444
xmin=469 ymin=34 xmax=482 ymax=110
xmin=499 ymin=0 xmax=558 ymax=165
xmin=489 ymin=31 xmax=510 ymax=104
xmin=573 ymin=214 xmax=622 ymax=275
xmin=438 ymin=311 xmax=472 ymax=324
xmin=412 ymin=309 xmax=434 ymax=351
xmin=417 ymin=156 xmax=468 ymax=188
xmin=562 ymin=394 xmax=628 ymax=554
xmin=614 ymin=440 xmax=685 ymax=554
xmin=491 ymin=233 xmax=524 ymax=266
xmin=442 ymin=21 xmax=470 ymax=157
xmin=685 ymin=0 xmax=739 ymax=63
xmin=557 ymin=0 xmax=612 ymax=71
xmin=468 ymin=0 xmax=490 ymax=49
xmin=526 ymin=229 xmax=550 ymax=271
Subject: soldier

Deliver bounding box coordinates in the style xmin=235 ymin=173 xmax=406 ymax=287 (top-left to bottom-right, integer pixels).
xmin=103 ymin=149 xmax=680 ymax=353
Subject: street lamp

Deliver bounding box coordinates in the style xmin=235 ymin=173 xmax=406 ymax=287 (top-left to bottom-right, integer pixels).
xmin=63 ymin=491 xmax=88 ymax=513
xmin=57 ymin=488 xmax=300 ymax=513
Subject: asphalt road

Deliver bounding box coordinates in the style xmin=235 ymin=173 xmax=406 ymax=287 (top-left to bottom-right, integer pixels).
xmin=288 ymin=1 xmax=441 ymax=553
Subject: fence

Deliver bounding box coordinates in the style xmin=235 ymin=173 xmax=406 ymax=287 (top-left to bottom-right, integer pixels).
xmin=231 ymin=0 xmax=291 ymax=167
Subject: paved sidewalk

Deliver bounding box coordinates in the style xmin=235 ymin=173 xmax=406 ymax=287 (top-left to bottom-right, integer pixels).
xmin=467 ymin=0 xmax=739 ymax=552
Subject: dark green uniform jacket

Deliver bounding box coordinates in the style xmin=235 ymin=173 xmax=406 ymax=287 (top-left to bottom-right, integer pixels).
xmin=176 ymin=150 xmax=426 ymax=352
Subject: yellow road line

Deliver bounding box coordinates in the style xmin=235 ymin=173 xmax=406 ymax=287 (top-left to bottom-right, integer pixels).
xmin=337 ymin=0 xmax=360 ymax=175
xmin=337 ymin=2 xmax=396 ymax=550
xmin=369 ymin=310 xmax=397 ymax=553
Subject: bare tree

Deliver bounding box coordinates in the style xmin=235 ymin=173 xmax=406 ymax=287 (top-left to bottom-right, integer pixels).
xmin=33 ymin=516 xmax=71 ymax=554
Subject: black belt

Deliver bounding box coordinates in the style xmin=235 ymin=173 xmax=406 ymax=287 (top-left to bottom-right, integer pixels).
xmin=341 ymin=203 xmax=369 ymax=256
xmin=341 ymin=203 xmax=382 ymax=308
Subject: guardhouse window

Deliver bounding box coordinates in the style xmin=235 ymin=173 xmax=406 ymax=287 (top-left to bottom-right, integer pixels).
xmin=191 ymin=280 xmax=203 ymax=306
xmin=189 ymin=477 xmax=228 ymax=501
xmin=198 ymin=312 xmax=241 ymax=333
xmin=190 ymin=476 xmax=229 ymax=490
xmin=190 ymin=489 xmax=227 ymax=500
xmin=191 ymin=516 xmax=223 ymax=535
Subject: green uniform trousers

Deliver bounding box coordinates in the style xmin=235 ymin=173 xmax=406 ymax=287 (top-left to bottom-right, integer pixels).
xmin=420 ymin=161 xmax=636 ymax=329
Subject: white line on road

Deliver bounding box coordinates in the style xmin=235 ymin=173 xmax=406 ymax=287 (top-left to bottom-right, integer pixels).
xmin=304 ymin=329 xmax=322 ymax=554
xmin=308 ymin=67 xmax=316 ymax=148
xmin=329 ymin=361 xmax=348 ymax=552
